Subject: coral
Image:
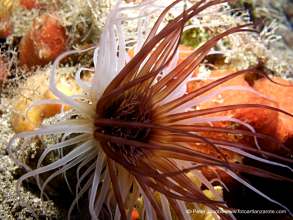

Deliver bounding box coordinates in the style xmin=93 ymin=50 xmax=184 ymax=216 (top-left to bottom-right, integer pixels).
xmin=10 ymin=67 xmax=80 ymax=132
xmin=0 ymin=18 xmax=12 ymax=38
xmin=8 ymin=0 xmax=114 ymax=43
xmin=252 ymin=76 xmax=293 ymax=144
xmin=0 ymin=0 xmax=13 ymax=38
xmin=19 ymin=14 xmax=68 ymax=67
xmin=19 ymin=0 xmax=39 ymax=10
xmin=188 ymin=66 xmax=293 ymax=153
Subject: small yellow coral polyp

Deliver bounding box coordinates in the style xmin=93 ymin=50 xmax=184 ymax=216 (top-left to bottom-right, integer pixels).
xmin=185 ymin=186 xmax=224 ymax=220
xmin=0 ymin=0 xmax=13 ymax=37
xmin=0 ymin=0 xmax=13 ymax=19
xmin=11 ymin=70 xmax=81 ymax=132
xmin=203 ymin=186 xmax=223 ymax=201
xmin=185 ymin=172 xmax=224 ymax=220
xmin=11 ymin=97 xmax=43 ymax=132
xmin=43 ymin=78 xmax=81 ymax=117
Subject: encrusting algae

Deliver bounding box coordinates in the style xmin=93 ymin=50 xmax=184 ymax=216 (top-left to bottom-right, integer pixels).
xmin=0 ymin=0 xmax=292 ymax=220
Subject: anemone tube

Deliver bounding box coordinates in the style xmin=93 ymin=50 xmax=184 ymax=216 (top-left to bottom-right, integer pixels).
xmin=8 ymin=0 xmax=293 ymax=220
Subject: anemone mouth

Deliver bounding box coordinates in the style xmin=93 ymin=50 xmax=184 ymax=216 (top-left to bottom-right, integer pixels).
xmin=94 ymin=91 xmax=153 ymax=164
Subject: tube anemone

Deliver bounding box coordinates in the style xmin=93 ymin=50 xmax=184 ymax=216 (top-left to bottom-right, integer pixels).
xmin=7 ymin=0 xmax=293 ymax=220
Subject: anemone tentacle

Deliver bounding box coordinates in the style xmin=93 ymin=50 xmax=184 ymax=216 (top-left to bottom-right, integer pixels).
xmin=7 ymin=0 xmax=293 ymax=219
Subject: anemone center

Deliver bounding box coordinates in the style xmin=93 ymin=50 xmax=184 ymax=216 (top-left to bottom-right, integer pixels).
xmin=95 ymin=93 xmax=152 ymax=163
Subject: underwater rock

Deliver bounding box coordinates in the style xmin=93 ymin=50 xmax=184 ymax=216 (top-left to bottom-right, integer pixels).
xmin=282 ymin=29 xmax=293 ymax=49
xmin=19 ymin=14 xmax=67 ymax=68
xmin=284 ymin=0 xmax=293 ymax=27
